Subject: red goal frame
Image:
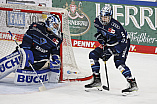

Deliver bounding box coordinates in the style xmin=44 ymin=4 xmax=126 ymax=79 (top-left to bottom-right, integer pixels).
xmin=0 ymin=6 xmax=93 ymax=82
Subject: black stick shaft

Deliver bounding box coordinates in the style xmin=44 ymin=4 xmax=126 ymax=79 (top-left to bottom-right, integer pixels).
xmin=104 ymin=61 xmax=109 ymax=90
xmin=103 ymin=44 xmax=110 ymax=91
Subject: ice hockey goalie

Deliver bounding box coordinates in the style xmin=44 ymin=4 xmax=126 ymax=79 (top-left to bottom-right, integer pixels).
xmin=0 ymin=14 xmax=63 ymax=85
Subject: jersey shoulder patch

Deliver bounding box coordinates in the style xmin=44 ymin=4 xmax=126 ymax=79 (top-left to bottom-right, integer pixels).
xmin=94 ymin=16 xmax=103 ymax=30
xmin=110 ymin=18 xmax=123 ymax=30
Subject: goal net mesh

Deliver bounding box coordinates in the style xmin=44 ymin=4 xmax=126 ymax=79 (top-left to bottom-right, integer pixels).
xmin=0 ymin=3 xmax=92 ymax=81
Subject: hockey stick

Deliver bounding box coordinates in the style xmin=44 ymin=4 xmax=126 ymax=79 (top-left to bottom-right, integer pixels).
xmin=8 ymin=31 xmax=24 ymax=68
xmin=94 ymin=23 xmax=116 ymax=35
xmin=28 ymin=62 xmax=47 ymax=91
xmin=102 ymin=45 xmax=110 ymax=91
xmin=8 ymin=31 xmax=21 ymax=49
xmin=102 ymin=61 xmax=110 ymax=91
xmin=94 ymin=23 xmax=111 ymax=91
xmin=8 ymin=30 xmax=46 ymax=91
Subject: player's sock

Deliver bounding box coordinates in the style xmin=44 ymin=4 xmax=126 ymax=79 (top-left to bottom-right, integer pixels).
xmin=85 ymin=73 xmax=102 ymax=88
xmin=122 ymin=78 xmax=138 ymax=93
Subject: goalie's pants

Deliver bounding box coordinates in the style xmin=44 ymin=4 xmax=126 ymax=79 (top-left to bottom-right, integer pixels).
xmin=12 ymin=47 xmax=49 ymax=71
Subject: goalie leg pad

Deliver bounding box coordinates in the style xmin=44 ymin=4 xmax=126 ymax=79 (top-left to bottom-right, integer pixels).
xmin=14 ymin=69 xmax=49 ymax=85
xmin=0 ymin=50 xmax=23 ymax=79
xmin=48 ymin=69 xmax=60 ymax=83
xmin=0 ymin=48 xmax=28 ymax=80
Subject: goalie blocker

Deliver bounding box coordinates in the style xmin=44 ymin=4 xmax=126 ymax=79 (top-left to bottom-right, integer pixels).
xmin=0 ymin=48 xmax=61 ymax=85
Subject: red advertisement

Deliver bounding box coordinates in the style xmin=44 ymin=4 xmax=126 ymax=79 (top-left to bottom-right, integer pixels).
xmin=72 ymin=39 xmax=157 ymax=55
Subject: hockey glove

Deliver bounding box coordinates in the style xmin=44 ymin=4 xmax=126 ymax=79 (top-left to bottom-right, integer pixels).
xmin=94 ymin=32 xmax=107 ymax=45
xmin=102 ymin=46 xmax=111 ymax=61
xmin=50 ymin=55 xmax=61 ymax=70
xmin=102 ymin=52 xmax=107 ymax=61
xmin=102 ymin=52 xmax=111 ymax=61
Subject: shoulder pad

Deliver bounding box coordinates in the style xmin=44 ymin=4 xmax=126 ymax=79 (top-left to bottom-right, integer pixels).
xmin=29 ymin=22 xmax=45 ymax=30
xmin=111 ymin=18 xmax=122 ymax=26
xmin=94 ymin=16 xmax=103 ymax=30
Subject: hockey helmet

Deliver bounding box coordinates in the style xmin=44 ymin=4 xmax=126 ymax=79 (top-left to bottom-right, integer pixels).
xmin=45 ymin=14 xmax=61 ymax=35
xmin=100 ymin=4 xmax=113 ymax=25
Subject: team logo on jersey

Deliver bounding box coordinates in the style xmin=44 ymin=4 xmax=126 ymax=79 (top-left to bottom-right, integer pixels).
xmin=63 ymin=1 xmax=91 ymax=36
xmin=111 ymin=22 xmax=120 ymax=29
xmin=40 ymin=38 xmax=47 ymax=45
xmin=108 ymin=28 xmax=115 ymax=34
xmin=52 ymin=38 xmax=59 ymax=45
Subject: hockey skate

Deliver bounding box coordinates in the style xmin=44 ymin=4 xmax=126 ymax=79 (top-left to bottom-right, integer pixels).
xmin=85 ymin=73 xmax=102 ymax=91
xmin=122 ymin=78 xmax=138 ymax=96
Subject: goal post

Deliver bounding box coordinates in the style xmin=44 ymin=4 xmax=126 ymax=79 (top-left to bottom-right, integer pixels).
xmin=0 ymin=3 xmax=92 ymax=81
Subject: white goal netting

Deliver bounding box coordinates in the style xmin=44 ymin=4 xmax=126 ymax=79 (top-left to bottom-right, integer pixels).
xmin=0 ymin=3 xmax=92 ymax=81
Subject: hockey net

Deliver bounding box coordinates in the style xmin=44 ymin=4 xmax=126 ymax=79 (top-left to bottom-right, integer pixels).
xmin=0 ymin=3 xmax=92 ymax=81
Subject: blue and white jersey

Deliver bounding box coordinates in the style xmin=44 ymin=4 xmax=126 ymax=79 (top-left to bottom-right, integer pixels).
xmin=20 ymin=22 xmax=62 ymax=61
xmin=94 ymin=16 xmax=129 ymax=53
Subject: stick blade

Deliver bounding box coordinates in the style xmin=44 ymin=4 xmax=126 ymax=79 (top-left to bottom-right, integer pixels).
xmin=39 ymin=86 xmax=47 ymax=92
xmin=102 ymin=85 xmax=109 ymax=91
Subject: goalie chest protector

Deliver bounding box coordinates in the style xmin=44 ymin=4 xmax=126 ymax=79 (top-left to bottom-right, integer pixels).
xmin=21 ymin=22 xmax=62 ymax=61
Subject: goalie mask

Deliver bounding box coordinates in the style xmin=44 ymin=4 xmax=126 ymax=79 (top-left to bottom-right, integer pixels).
xmin=99 ymin=4 xmax=113 ymax=25
xmin=45 ymin=15 xmax=61 ymax=36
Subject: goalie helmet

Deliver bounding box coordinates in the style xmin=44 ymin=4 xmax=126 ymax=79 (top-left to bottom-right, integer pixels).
xmin=45 ymin=15 xmax=61 ymax=35
xmin=99 ymin=4 xmax=113 ymax=25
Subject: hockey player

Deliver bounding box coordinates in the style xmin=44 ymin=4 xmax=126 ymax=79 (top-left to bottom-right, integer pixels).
xmin=0 ymin=14 xmax=63 ymax=85
xmin=84 ymin=4 xmax=138 ymax=93
xmin=19 ymin=14 xmax=62 ymax=71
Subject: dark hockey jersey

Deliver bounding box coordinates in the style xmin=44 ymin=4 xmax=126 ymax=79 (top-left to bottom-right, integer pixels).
xmin=94 ymin=16 xmax=129 ymax=53
xmin=20 ymin=22 xmax=62 ymax=61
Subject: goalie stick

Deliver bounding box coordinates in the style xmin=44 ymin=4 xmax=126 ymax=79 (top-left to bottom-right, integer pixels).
xmin=8 ymin=30 xmax=46 ymax=92
xmin=28 ymin=62 xmax=46 ymax=91
xmin=8 ymin=31 xmax=21 ymax=49
xmin=8 ymin=31 xmax=24 ymax=69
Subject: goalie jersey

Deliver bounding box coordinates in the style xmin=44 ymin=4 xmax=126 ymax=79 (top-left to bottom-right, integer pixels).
xmin=20 ymin=22 xmax=63 ymax=61
xmin=0 ymin=20 xmax=62 ymax=83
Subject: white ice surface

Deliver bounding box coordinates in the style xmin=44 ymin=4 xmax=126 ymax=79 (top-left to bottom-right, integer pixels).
xmin=0 ymin=47 xmax=157 ymax=104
